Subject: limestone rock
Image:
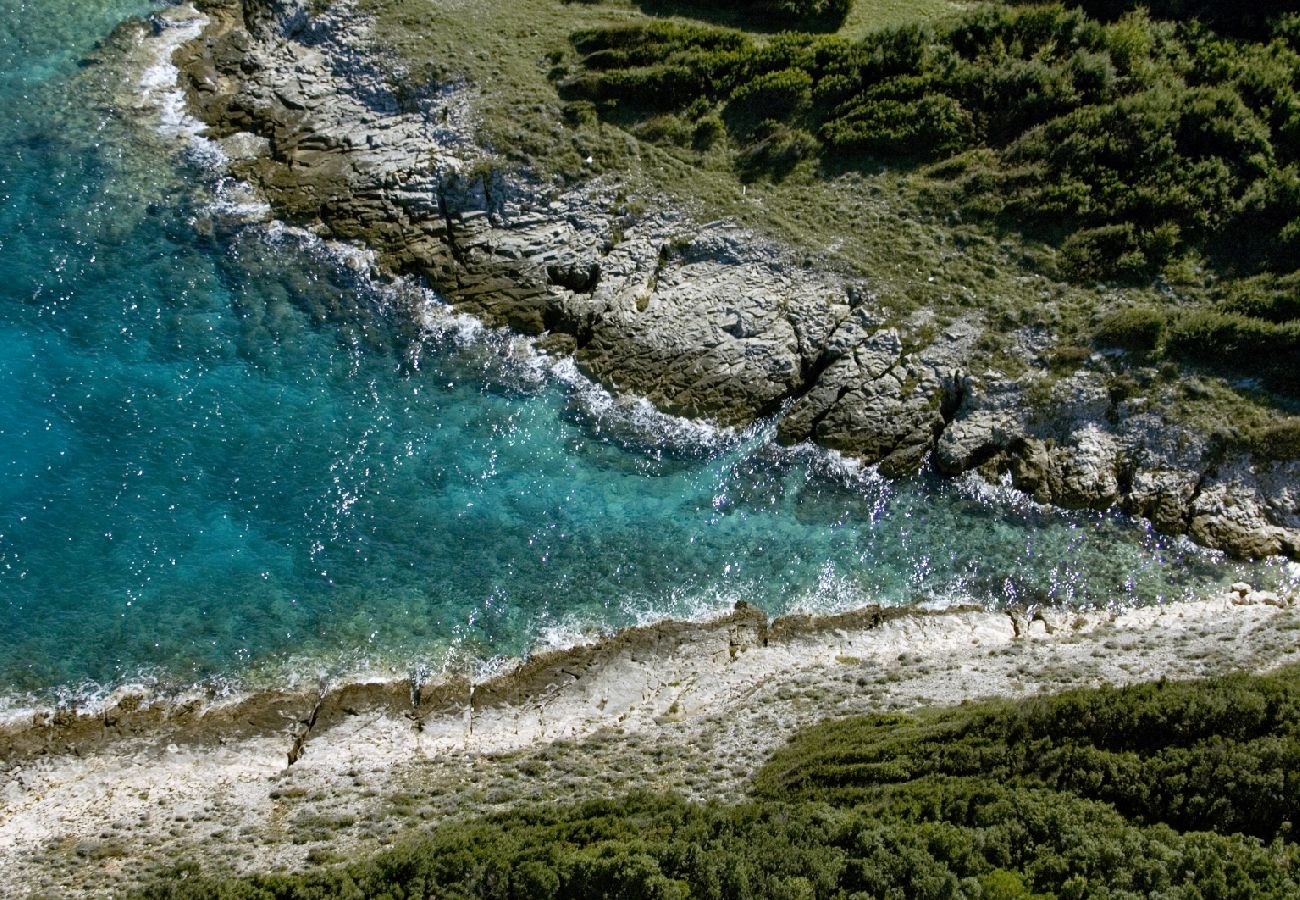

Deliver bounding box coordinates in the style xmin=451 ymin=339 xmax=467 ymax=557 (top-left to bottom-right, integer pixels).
xmin=1004 ymin=426 xmax=1126 ymax=511
xmin=777 ymin=321 xmax=974 ymax=475
xmin=171 ymin=0 xmax=1300 ymax=559
xmin=576 ymin=227 xmax=844 ymax=425
xmin=933 ymin=377 xmax=1028 ymax=475
xmin=1189 ymin=458 xmax=1300 ymax=559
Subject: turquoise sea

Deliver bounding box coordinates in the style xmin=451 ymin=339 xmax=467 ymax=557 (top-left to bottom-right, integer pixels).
xmin=0 ymin=0 xmax=1292 ymax=711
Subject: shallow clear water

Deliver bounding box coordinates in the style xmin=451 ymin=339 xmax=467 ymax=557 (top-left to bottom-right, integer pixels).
xmin=0 ymin=1 xmax=1292 ymax=706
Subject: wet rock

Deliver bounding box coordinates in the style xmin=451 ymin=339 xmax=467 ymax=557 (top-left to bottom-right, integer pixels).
xmin=934 ymin=377 xmax=1027 ymax=476
xmin=1049 ymin=425 xmax=1124 ymax=509
xmin=777 ymin=324 xmax=969 ymax=475
xmin=1002 ymin=427 xmax=1126 ymax=512
xmin=546 ymin=261 xmax=600 ymax=293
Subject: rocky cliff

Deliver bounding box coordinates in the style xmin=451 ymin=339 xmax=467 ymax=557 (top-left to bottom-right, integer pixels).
xmin=171 ymin=0 xmax=1299 ymax=558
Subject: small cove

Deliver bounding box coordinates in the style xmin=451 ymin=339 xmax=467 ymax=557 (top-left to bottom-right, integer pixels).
xmin=0 ymin=0 xmax=1293 ymax=713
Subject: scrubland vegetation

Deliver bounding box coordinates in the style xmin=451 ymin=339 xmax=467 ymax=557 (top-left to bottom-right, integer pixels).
xmin=360 ymin=0 xmax=1300 ymax=412
xmin=552 ymin=2 xmax=1300 ymax=394
xmin=144 ymin=3 xmax=1298 ymax=888
xmin=559 ymin=2 xmax=1300 ymax=277
xmin=138 ymin=666 xmax=1300 ymax=897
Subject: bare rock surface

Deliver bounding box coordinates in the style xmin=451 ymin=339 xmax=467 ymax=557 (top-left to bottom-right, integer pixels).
xmin=1191 ymin=458 xmax=1300 ymax=559
xmin=3 ymin=592 xmax=1298 ymax=896
xmin=164 ymin=0 xmax=1300 ymax=558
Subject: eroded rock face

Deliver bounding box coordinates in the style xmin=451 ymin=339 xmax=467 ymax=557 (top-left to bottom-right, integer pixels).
xmin=167 ymin=0 xmax=1300 ymax=559
xmin=577 ymin=229 xmax=848 ymax=424
xmin=776 ymin=319 xmax=974 ymax=476
xmin=1190 ymin=459 xmax=1300 ymax=559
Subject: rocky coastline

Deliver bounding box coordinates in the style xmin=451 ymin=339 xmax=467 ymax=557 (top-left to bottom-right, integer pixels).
xmin=5 ymin=4 xmax=1300 ymax=896
xmin=167 ymin=0 xmax=1299 ymax=559
xmin=3 ymin=588 xmax=1297 ymax=895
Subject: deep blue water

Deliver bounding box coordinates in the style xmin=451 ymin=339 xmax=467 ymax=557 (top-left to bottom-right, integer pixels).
xmin=0 ymin=1 xmax=1291 ymax=707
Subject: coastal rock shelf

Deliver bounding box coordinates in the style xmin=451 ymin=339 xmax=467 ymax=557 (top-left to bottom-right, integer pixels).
xmin=2 ymin=591 xmax=1297 ymax=895
xmin=169 ymin=0 xmax=1300 ymax=559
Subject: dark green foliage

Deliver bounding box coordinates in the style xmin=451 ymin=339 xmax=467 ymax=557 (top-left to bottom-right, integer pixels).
xmin=727 ymin=68 xmax=813 ymax=133
xmin=1059 ymin=224 xmax=1153 ymax=282
xmin=561 ymin=3 xmax=1300 ymax=286
xmin=1095 ymin=305 xmax=1166 ymax=351
xmin=1222 ymin=272 xmax=1300 ymax=322
xmin=692 ymin=113 xmax=725 ymax=148
xmin=139 ymin=669 xmax=1300 ymax=899
xmin=736 ymin=124 xmax=819 ymax=180
xmin=1241 ymin=419 xmax=1300 ymax=460
xmin=758 ymin=670 xmax=1300 ymax=841
xmin=638 ymin=0 xmax=851 ymax=32
xmin=1005 ymin=0 xmax=1300 ymax=40
xmin=750 ymin=0 xmax=851 ymax=31
xmin=1090 ymin=272 xmax=1300 ymax=396
xmin=1164 ymin=310 xmax=1300 ymax=392
xmin=822 ymin=90 xmax=973 ymax=159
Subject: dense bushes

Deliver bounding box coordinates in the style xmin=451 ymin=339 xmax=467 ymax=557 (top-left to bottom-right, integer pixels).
xmin=747 ymin=0 xmax=851 ymax=31
xmin=559 ymin=4 xmax=1300 ymax=282
xmin=1094 ymin=305 xmax=1167 ymax=351
xmin=659 ymin=0 xmax=852 ymax=31
xmin=759 ymin=670 xmax=1300 ymax=839
xmin=1093 ymin=272 xmax=1300 ymax=393
xmin=1005 ymin=0 xmax=1300 ymax=40
xmin=1242 ymin=419 xmax=1300 ymax=459
xmin=138 ymin=668 xmax=1300 ymax=899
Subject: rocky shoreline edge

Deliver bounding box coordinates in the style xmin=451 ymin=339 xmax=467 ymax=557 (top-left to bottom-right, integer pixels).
xmin=2 ymin=587 xmax=1297 ymax=894
xmin=166 ymin=0 xmax=1299 ymax=559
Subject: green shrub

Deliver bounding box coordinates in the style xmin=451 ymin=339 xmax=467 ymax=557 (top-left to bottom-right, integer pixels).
xmin=564 ymin=2 xmax=1300 ymax=285
xmin=1060 ymin=224 xmax=1149 ymax=281
xmin=737 ymin=124 xmax=819 ymax=180
xmin=822 ymin=93 xmax=973 ymax=159
xmin=137 ymin=669 xmax=1300 ymax=899
xmin=1006 ymin=0 xmax=1300 ymax=40
xmin=635 ymin=114 xmax=695 ymax=146
xmin=692 ymin=113 xmax=725 ymax=149
xmin=726 ymin=68 xmax=813 ymax=134
xmin=1241 ymin=419 xmax=1300 ymax=460
xmin=692 ymin=0 xmax=851 ymax=31
xmin=1095 ymin=306 xmax=1167 ymax=351
xmin=1220 ymin=273 xmax=1300 ymax=323
xmin=758 ymin=670 xmax=1300 ymax=839
xmin=1165 ymin=309 xmax=1300 ymax=362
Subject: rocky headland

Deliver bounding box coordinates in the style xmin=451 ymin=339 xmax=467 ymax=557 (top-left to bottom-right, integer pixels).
xmin=166 ymin=0 xmax=1299 ymax=559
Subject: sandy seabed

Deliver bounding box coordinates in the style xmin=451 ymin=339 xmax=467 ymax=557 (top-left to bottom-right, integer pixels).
xmin=2 ymin=588 xmax=1297 ymax=897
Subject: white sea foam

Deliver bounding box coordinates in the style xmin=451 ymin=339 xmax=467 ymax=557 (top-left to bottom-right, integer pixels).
xmin=952 ymin=467 xmax=1042 ymax=512
xmin=547 ymin=356 xmax=737 ymax=452
xmin=529 ymin=620 xmax=606 ymax=655
xmin=40 ymin=0 xmax=1283 ymax=738
xmin=126 ymin=0 xmax=742 ymax=470
xmin=0 ymin=677 xmax=163 ymax=729
xmin=0 ymin=697 xmax=41 ymax=729
xmin=136 ymin=6 xmax=227 ymax=167
xmin=209 ymin=175 xmax=273 ymax=222
xmin=784 ymin=563 xmax=878 ymax=616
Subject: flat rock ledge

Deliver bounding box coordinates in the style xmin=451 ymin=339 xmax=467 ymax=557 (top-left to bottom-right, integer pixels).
xmin=2 ymin=589 xmax=1297 ymax=896
xmin=164 ymin=0 xmax=1298 ymax=560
